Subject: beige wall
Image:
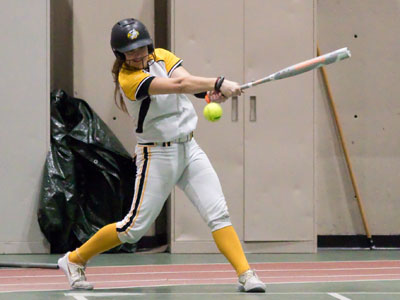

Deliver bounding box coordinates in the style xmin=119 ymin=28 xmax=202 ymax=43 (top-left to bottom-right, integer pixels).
xmin=170 ymin=0 xmax=316 ymax=254
xmin=72 ymin=0 xmax=154 ymax=155
xmin=71 ymin=0 xmax=155 ymax=237
xmin=0 ymin=0 xmax=50 ymax=253
xmin=316 ymin=0 xmax=400 ymax=235
xmin=170 ymin=0 xmax=400 ymax=240
xmin=52 ymin=0 xmax=400 ymax=241
xmin=1 ymin=0 xmax=398 ymax=254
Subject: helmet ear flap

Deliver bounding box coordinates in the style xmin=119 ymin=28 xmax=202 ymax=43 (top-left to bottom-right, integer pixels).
xmin=148 ymin=44 xmax=155 ymax=54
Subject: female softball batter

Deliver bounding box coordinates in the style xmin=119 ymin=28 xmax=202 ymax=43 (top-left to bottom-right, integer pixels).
xmin=58 ymin=18 xmax=266 ymax=293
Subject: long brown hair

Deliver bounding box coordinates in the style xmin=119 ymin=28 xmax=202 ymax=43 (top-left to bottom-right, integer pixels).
xmin=111 ymin=50 xmax=157 ymax=113
xmin=112 ymin=58 xmax=128 ymax=113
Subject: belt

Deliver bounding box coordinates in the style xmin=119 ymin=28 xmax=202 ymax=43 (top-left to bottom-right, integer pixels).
xmin=138 ymin=132 xmax=194 ymax=147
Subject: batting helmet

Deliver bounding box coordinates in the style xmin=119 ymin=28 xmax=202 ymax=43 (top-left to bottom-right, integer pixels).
xmin=110 ymin=18 xmax=154 ymax=60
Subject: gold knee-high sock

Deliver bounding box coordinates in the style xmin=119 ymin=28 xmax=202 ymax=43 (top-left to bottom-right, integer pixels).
xmin=69 ymin=223 xmax=122 ymax=265
xmin=212 ymin=225 xmax=250 ymax=275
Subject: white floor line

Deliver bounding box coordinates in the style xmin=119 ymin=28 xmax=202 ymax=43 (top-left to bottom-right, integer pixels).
xmin=2 ymin=267 xmax=400 ymax=280
xmin=83 ymin=259 xmax=400 ymax=269
xmin=328 ymin=293 xmax=352 ymax=300
xmin=4 ymin=272 xmax=400 ymax=287
xmin=3 ymin=278 xmax=400 ymax=294
xmin=69 ymin=295 xmax=89 ymax=300
xmin=66 ymin=292 xmax=325 ymax=297
xmin=2 ymin=259 xmax=400 ymax=274
xmin=3 ymin=266 xmax=400 ymax=279
xmin=83 ymin=278 xmax=400 ymax=291
xmin=66 ymin=291 xmax=400 ymax=298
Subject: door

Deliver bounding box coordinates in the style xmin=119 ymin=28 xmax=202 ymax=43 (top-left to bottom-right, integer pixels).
xmin=244 ymin=0 xmax=315 ymax=241
xmin=172 ymin=0 xmax=245 ymax=248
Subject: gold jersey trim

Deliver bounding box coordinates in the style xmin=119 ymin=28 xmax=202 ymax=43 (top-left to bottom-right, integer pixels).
xmin=118 ymin=48 xmax=182 ymax=101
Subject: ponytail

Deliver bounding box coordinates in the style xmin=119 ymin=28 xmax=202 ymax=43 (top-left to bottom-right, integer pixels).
xmin=111 ymin=59 xmax=128 ymax=113
xmin=111 ymin=49 xmax=157 ymax=113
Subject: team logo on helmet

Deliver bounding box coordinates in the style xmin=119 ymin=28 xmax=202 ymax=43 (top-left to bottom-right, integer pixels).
xmin=127 ymin=29 xmax=139 ymax=40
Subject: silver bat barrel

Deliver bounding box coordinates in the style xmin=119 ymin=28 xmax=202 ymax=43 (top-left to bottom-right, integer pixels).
xmin=241 ymin=47 xmax=351 ymax=90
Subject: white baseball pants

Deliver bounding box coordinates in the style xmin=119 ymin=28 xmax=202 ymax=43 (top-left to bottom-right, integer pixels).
xmin=116 ymin=138 xmax=231 ymax=244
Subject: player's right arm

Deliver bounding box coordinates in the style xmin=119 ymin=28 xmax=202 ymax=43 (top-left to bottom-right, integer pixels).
xmin=148 ymin=73 xmax=215 ymax=95
xmin=148 ymin=66 xmax=242 ymax=98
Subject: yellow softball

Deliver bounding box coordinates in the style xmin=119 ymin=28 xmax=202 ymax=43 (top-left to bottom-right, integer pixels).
xmin=203 ymin=102 xmax=223 ymax=122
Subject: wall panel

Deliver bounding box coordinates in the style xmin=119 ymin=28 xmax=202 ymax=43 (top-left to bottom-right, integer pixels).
xmin=244 ymin=0 xmax=315 ymax=242
xmin=171 ymin=0 xmax=316 ymax=253
xmin=73 ymin=0 xmax=154 ymax=155
xmin=317 ymin=0 xmax=400 ymax=235
xmin=171 ymin=0 xmax=244 ymax=247
xmin=0 ymin=0 xmax=50 ymax=253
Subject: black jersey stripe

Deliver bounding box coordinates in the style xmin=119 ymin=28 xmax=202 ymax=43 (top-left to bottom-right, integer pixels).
xmin=117 ymin=147 xmax=150 ymax=233
xmin=136 ymin=96 xmax=151 ymax=133
xmin=167 ymin=60 xmax=183 ymax=77
xmin=135 ymin=76 xmax=154 ymax=101
xmin=136 ymin=76 xmax=155 ymax=101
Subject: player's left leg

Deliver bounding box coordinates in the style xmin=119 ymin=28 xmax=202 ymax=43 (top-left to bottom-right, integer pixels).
xmin=176 ymin=139 xmax=265 ymax=292
xmin=59 ymin=144 xmax=177 ymax=290
xmin=58 ymin=223 xmax=121 ymax=290
xmin=68 ymin=223 xmax=121 ymax=266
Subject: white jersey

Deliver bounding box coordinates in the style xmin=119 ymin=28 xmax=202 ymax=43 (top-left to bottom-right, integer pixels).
xmin=119 ymin=48 xmax=198 ymax=143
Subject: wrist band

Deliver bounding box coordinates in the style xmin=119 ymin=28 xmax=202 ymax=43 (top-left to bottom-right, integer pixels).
xmin=214 ymin=76 xmax=225 ymax=92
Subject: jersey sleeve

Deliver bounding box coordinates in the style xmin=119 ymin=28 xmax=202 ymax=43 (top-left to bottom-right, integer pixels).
xmin=119 ymin=67 xmax=154 ymax=101
xmin=154 ymin=48 xmax=183 ymax=77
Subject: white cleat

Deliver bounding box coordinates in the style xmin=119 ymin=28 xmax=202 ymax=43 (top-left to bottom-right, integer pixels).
xmin=238 ymin=269 xmax=266 ymax=293
xmin=58 ymin=252 xmax=93 ymax=290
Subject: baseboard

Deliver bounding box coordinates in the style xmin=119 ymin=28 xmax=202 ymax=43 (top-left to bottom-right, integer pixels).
xmin=0 ymin=240 xmax=50 ymax=254
xmin=170 ymin=240 xmax=316 ymax=253
xmin=318 ymin=235 xmax=400 ymax=249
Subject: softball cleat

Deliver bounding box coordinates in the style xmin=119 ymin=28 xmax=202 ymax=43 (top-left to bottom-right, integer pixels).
xmin=58 ymin=252 xmax=93 ymax=290
xmin=237 ymin=269 xmax=266 ymax=293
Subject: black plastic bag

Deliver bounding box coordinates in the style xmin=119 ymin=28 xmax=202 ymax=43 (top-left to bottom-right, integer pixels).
xmin=38 ymin=90 xmax=136 ymax=253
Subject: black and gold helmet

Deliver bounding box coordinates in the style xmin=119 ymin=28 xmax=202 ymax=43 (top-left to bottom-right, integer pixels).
xmin=110 ymin=18 xmax=154 ymax=60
